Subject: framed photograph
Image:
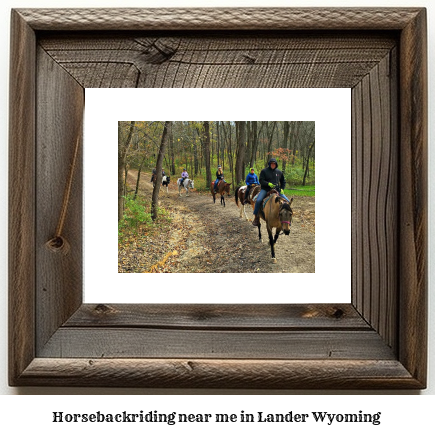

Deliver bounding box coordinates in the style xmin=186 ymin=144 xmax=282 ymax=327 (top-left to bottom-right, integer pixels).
xmin=85 ymin=88 xmax=349 ymax=304
xmin=9 ymin=8 xmax=427 ymax=388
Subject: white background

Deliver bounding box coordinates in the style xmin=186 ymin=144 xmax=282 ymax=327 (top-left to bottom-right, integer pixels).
xmin=0 ymin=0 xmax=434 ymax=427
xmin=85 ymin=88 xmax=351 ymax=304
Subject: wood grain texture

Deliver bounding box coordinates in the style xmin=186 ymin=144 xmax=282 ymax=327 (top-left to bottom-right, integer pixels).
xmin=39 ymin=329 xmax=395 ymax=360
xmin=351 ymin=51 xmax=398 ymax=351
xmin=17 ymin=358 xmax=420 ymax=389
xmin=65 ymin=304 xmax=369 ymax=329
xmin=8 ymin=10 xmax=36 ymax=386
xmin=35 ymin=48 xmax=84 ymax=353
xmin=8 ymin=8 xmax=427 ymax=389
xmin=398 ymin=8 xmax=428 ymax=386
xmin=39 ymin=33 xmax=396 ymax=89
xmin=16 ymin=8 xmax=422 ymax=31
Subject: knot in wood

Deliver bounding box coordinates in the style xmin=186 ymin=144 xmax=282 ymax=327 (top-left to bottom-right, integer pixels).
xmin=94 ymin=304 xmax=116 ymax=315
xmin=45 ymin=236 xmax=70 ymax=255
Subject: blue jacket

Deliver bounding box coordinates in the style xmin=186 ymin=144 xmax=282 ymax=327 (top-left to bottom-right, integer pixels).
xmin=245 ymin=172 xmax=259 ymax=186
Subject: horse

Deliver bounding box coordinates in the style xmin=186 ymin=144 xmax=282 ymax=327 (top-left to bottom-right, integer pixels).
xmin=162 ymin=175 xmax=170 ymax=193
xmin=211 ymin=180 xmax=232 ymax=207
xmin=235 ymin=184 xmax=261 ymax=220
xmin=256 ymin=191 xmax=293 ymax=263
xmin=177 ymin=178 xmax=194 ymax=196
xmin=152 ymin=173 xmax=170 ymax=193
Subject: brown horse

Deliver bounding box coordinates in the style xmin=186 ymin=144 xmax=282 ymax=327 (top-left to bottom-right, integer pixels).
xmin=235 ymin=185 xmax=261 ymax=220
xmin=257 ymin=192 xmax=293 ymax=263
xmin=211 ymin=180 xmax=232 ymax=207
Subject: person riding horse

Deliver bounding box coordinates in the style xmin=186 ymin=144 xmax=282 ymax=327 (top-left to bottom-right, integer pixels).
xmin=179 ymin=168 xmax=189 ymax=184
xmin=244 ymin=167 xmax=260 ymax=204
xmin=150 ymin=167 xmax=157 ymax=182
xmin=151 ymin=167 xmax=165 ymax=183
xmin=214 ymin=165 xmax=224 ymax=192
xmin=252 ymin=158 xmax=290 ymax=227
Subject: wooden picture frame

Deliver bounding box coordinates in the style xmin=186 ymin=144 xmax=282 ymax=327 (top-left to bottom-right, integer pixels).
xmin=9 ymin=8 xmax=427 ymax=389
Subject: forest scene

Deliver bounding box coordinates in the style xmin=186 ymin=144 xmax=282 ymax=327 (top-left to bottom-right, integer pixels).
xmin=118 ymin=121 xmax=315 ymax=273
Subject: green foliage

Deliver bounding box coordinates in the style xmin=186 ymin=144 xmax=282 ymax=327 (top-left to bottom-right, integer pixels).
xmin=118 ymin=194 xmax=172 ymax=246
xmin=120 ymin=195 xmax=152 ymax=230
xmin=191 ymin=177 xmax=210 ymax=192
xmin=283 ymin=165 xmax=315 ymax=186
xmin=283 ymin=185 xmax=315 ymax=197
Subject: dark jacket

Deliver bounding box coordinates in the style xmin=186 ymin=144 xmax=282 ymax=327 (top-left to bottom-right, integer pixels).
xmin=259 ymin=158 xmax=286 ymax=192
xmin=216 ymin=170 xmax=224 ymax=180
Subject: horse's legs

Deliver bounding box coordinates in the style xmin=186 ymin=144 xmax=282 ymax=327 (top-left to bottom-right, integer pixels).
xmin=257 ymin=223 xmax=262 ymax=243
xmin=221 ymin=194 xmax=225 ymax=207
xmin=240 ymin=202 xmax=248 ymax=220
xmin=268 ymin=228 xmax=277 ymax=262
xmin=243 ymin=204 xmax=248 ymax=220
xmin=273 ymin=232 xmax=280 ymax=245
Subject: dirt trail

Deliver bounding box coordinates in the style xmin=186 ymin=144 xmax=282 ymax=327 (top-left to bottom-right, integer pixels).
xmin=119 ymin=171 xmax=315 ymax=273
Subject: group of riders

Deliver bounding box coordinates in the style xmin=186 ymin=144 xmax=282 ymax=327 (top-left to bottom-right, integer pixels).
xmin=151 ymin=157 xmax=289 ymax=226
xmin=214 ymin=157 xmax=290 ymax=227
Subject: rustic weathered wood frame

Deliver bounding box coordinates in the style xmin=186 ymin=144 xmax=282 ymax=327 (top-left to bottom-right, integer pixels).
xmin=9 ymin=8 xmax=427 ymax=389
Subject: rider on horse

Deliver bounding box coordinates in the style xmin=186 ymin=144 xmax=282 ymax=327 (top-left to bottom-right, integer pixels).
xmin=214 ymin=165 xmax=224 ymax=192
xmin=244 ymin=167 xmax=260 ymax=204
xmin=252 ymin=158 xmax=290 ymax=227
xmin=150 ymin=167 xmax=156 ymax=182
xmin=179 ymin=168 xmax=189 ymax=184
xmin=151 ymin=167 xmax=165 ymax=183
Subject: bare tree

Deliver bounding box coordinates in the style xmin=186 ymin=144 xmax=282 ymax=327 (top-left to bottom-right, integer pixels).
xmin=281 ymin=121 xmax=290 ymax=172
xmin=118 ymin=121 xmax=135 ymax=221
xmin=303 ymin=140 xmax=315 ymax=186
xmin=202 ymin=121 xmax=212 ymax=186
xmin=235 ymin=121 xmax=247 ymax=185
xmin=249 ymin=121 xmax=261 ymax=169
xmin=151 ymin=121 xmax=171 ymax=221
xmin=265 ymin=121 xmax=277 ymax=164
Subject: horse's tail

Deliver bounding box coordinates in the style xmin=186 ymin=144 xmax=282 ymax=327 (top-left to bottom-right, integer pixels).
xmin=235 ymin=187 xmax=240 ymax=206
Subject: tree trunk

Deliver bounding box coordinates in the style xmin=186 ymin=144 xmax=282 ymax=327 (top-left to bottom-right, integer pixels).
xmin=118 ymin=121 xmax=135 ymax=221
xmin=151 ymin=121 xmax=171 ymax=221
xmin=170 ymin=128 xmax=176 ymax=175
xmin=193 ymin=123 xmax=199 ymax=175
xmin=302 ymin=141 xmax=315 ymax=186
xmin=249 ymin=121 xmax=259 ymax=168
xmin=265 ymin=121 xmax=277 ymax=165
xmin=291 ymin=121 xmax=301 ymax=166
xmin=124 ymin=164 xmax=129 ymax=194
xmin=282 ymin=121 xmax=290 ymax=172
xmin=246 ymin=121 xmax=251 ymax=170
xmin=134 ymin=154 xmax=147 ymax=200
xmin=235 ymin=121 xmax=246 ymax=185
xmin=223 ymin=121 xmax=234 ymax=185
xmin=211 ymin=126 xmax=214 ymax=168
xmin=203 ymin=121 xmax=212 ymax=186
xmin=216 ymin=121 xmax=220 ymax=167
